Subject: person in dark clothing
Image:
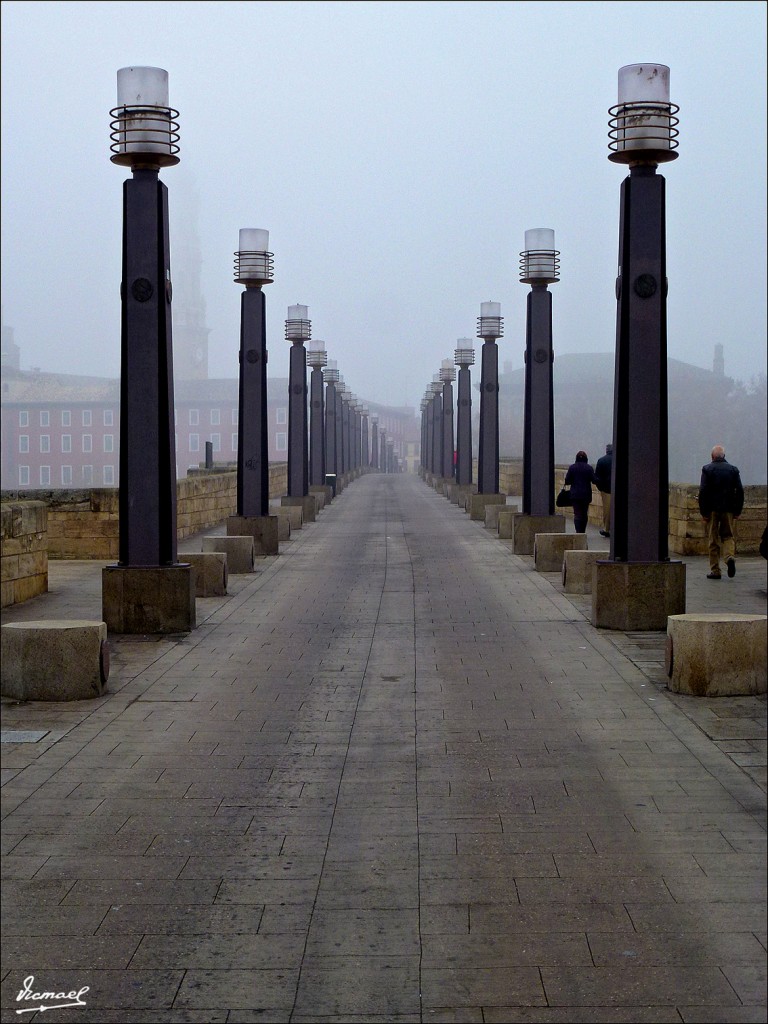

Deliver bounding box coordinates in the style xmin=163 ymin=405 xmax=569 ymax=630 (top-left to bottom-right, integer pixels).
xmin=594 ymin=443 xmax=613 ymax=537
xmin=564 ymin=450 xmax=596 ymax=534
xmin=698 ymin=444 xmax=744 ymax=579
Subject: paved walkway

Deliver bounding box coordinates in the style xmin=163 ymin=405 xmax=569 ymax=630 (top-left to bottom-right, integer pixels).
xmin=1 ymin=473 xmax=766 ymax=1022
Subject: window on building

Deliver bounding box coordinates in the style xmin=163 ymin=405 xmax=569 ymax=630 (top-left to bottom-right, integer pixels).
xmin=61 ymin=466 xmax=73 ymax=486
xmin=40 ymin=435 xmax=50 ymax=453
xmin=19 ymin=435 xmax=29 ymax=453
xmin=82 ymin=410 xmax=92 ymax=426
xmin=103 ymin=409 xmax=113 ymax=426
xmin=82 ymin=466 xmax=93 ymax=485
xmin=62 ymin=435 xmax=72 ymax=453
xmin=232 ymin=408 xmax=238 ymax=425
xmin=231 ymin=433 xmax=238 ymax=452
xmin=276 ymin=407 xmax=287 ymax=425
xmin=83 ymin=434 xmax=92 ymax=453
xmin=40 ymin=410 xmax=50 ymax=427
xmin=189 ymin=409 xmax=199 ymax=426
xmin=19 ymin=466 xmax=30 ymax=486
xmin=62 ymin=410 xmax=71 ymax=426
xmin=210 ymin=409 xmax=221 ymax=426
xmin=19 ymin=411 xmax=29 ymax=427
xmin=189 ymin=433 xmax=200 ymax=452
xmin=103 ymin=466 xmax=115 ymax=485
xmin=275 ymin=432 xmax=287 ymax=452
xmin=104 ymin=435 xmax=114 ymax=453
xmin=211 ymin=433 xmax=221 ymax=452
xmin=40 ymin=466 xmax=51 ymax=486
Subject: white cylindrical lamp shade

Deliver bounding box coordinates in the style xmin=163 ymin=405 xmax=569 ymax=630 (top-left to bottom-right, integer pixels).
xmin=111 ymin=66 xmax=179 ymax=165
xmin=478 ymin=302 xmax=503 ymax=339
xmin=520 ymin=228 xmax=559 ymax=283
xmin=609 ymin=63 xmax=678 ymax=161
xmin=455 ymin=338 xmax=475 ymax=366
xmin=439 ymin=358 xmax=456 ymax=382
xmin=285 ymin=305 xmax=311 ymax=342
xmin=235 ymin=228 xmax=273 ymax=284
xmin=307 ymin=338 xmax=328 ymax=367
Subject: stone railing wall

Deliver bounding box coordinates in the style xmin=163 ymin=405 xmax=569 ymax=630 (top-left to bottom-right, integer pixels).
xmin=0 ymin=463 xmax=290 ymax=563
xmin=1 ymin=500 xmax=48 ymax=608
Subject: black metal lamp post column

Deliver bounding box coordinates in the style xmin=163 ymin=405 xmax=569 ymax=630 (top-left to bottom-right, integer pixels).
xmin=361 ymin=406 xmax=369 ymax=473
xmin=324 ymin=358 xmax=339 ymax=494
xmin=454 ymin=340 xmax=475 ymax=488
xmin=371 ymin=415 xmax=379 ymax=470
xmin=440 ymin=359 xmax=456 ymax=484
xmin=594 ymin=62 xmax=685 ymax=630
xmin=520 ymin=229 xmax=559 ymax=516
xmin=103 ymin=65 xmax=194 ymax=634
xmin=379 ymin=428 xmax=387 ymax=473
xmin=307 ymin=338 xmax=327 ymax=487
xmin=285 ymin=305 xmax=310 ymax=498
xmin=476 ymin=302 xmax=503 ymax=495
xmin=419 ymin=400 xmax=427 ymax=476
xmin=430 ymin=376 xmax=443 ymax=485
xmin=335 ymin=379 xmax=345 ymax=489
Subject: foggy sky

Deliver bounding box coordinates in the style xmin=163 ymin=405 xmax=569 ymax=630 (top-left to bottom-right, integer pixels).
xmin=1 ymin=1 xmax=766 ymax=410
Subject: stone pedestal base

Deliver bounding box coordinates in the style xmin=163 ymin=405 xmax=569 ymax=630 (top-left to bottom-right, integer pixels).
xmin=184 ymin=552 xmax=228 ymax=597
xmin=310 ymin=485 xmax=333 ymax=508
xmin=202 ymin=536 xmax=255 ymax=574
xmin=510 ymin=514 xmax=565 ymax=555
xmin=448 ymin=483 xmax=476 ymax=505
xmin=282 ymin=495 xmax=316 ymax=523
xmin=469 ymin=493 xmax=507 ymax=522
xmin=666 ymin=613 xmax=767 ymax=696
xmin=227 ymin=515 xmax=279 ymax=555
xmin=592 ymin=560 xmax=686 ymax=631
xmin=562 ymin=549 xmax=609 ymax=594
xmin=275 ymin=504 xmax=303 ymax=530
xmin=485 ymin=503 xmax=519 ymax=530
xmin=1 ymin=620 xmax=108 ymax=700
xmin=534 ymin=533 xmax=588 ymax=572
xmin=102 ymin=564 xmax=195 ymax=635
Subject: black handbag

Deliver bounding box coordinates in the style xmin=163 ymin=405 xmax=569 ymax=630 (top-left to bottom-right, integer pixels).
xmin=556 ymin=487 xmax=573 ymax=507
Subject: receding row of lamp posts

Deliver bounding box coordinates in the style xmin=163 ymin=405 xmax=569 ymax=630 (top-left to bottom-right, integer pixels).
xmin=105 ymin=59 xmax=683 ymax=632
xmin=422 ymin=226 xmax=559 ymax=517
xmin=421 ymin=61 xmax=681 ymax=596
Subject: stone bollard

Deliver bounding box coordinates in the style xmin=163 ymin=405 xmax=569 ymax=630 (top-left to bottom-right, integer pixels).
xmin=275 ymin=505 xmax=303 ymax=531
xmin=202 ymin=536 xmax=255 ymax=574
xmin=534 ymin=533 xmax=588 ymax=572
xmin=486 ymin=503 xmax=519 ymax=530
xmin=1 ymin=620 xmax=109 ymax=701
xmin=184 ymin=552 xmax=228 ymax=597
xmin=469 ymin=493 xmax=507 ymax=522
xmin=666 ymin=613 xmax=767 ymax=696
xmin=282 ymin=495 xmax=316 ymax=523
xmin=562 ymin=548 xmax=609 ymax=594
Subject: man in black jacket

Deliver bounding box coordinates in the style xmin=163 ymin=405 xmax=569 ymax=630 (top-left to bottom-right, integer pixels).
xmin=698 ymin=444 xmax=744 ymax=579
xmin=594 ymin=443 xmax=613 ymax=538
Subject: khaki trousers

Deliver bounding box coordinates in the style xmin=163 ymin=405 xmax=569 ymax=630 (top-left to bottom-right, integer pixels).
xmin=706 ymin=511 xmax=735 ymax=573
xmin=600 ymin=491 xmax=611 ymax=533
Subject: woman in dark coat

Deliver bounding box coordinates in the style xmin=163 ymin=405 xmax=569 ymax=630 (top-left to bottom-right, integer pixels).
xmin=564 ymin=450 xmax=596 ymax=534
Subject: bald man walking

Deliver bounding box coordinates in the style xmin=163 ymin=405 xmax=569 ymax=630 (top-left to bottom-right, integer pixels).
xmin=698 ymin=444 xmax=744 ymax=580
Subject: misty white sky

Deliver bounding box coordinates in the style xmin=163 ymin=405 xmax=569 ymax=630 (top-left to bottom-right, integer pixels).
xmin=2 ymin=0 xmax=766 ymax=409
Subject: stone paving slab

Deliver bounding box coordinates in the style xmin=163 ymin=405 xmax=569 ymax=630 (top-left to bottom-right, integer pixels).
xmin=1 ymin=473 xmax=766 ymax=1020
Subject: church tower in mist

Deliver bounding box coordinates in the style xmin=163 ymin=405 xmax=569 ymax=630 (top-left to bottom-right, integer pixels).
xmin=171 ymin=185 xmax=210 ymax=381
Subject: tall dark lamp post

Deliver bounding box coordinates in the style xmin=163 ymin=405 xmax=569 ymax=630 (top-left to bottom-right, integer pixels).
xmin=430 ymin=376 xmax=443 ymax=486
xmin=227 ymin=228 xmax=280 ymax=555
xmin=379 ymin=428 xmax=387 ymax=473
xmin=471 ymin=302 xmax=507 ymax=520
xmin=307 ymin=337 xmax=333 ymax=507
xmin=283 ymin=304 xmax=316 ymax=522
xmin=440 ymin=359 xmax=456 ymax=489
xmin=103 ymin=65 xmax=195 ymax=633
xmin=371 ymin=414 xmax=379 ymax=470
xmin=454 ymin=339 xmax=475 ymax=503
xmin=335 ymin=377 xmax=346 ymax=490
xmin=361 ymin=406 xmax=370 ymax=473
xmin=594 ymin=62 xmax=685 ymax=630
xmin=323 ymin=358 xmax=339 ymax=495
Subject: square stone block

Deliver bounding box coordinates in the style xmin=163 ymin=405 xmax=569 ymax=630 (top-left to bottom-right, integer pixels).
xmin=592 ymin=560 xmax=686 ymax=631
xmin=227 ymin=514 xmax=279 ymax=555
xmin=102 ymin=564 xmax=195 ymax=635
xmin=562 ymin=549 xmax=609 ymax=593
xmin=202 ymin=536 xmax=255 ymax=574
xmin=275 ymin=504 xmax=303 ymax=529
xmin=1 ymin=620 xmax=108 ymax=701
xmin=534 ymin=532 xmax=588 ymax=572
xmin=510 ymin=514 xmax=565 ymax=555
xmin=666 ymin=614 xmax=767 ymax=696
xmin=486 ymin=503 xmax=520 ymax=530
xmin=184 ymin=552 xmax=228 ymax=597
xmin=282 ymin=495 xmax=316 ymax=523
xmin=309 ymin=485 xmax=333 ymax=508
xmin=469 ymin=493 xmax=507 ymax=522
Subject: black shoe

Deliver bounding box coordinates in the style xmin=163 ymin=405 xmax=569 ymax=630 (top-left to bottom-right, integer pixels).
xmin=726 ymin=558 xmax=736 ymax=578
xmin=706 ymin=571 xmax=721 ymax=580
